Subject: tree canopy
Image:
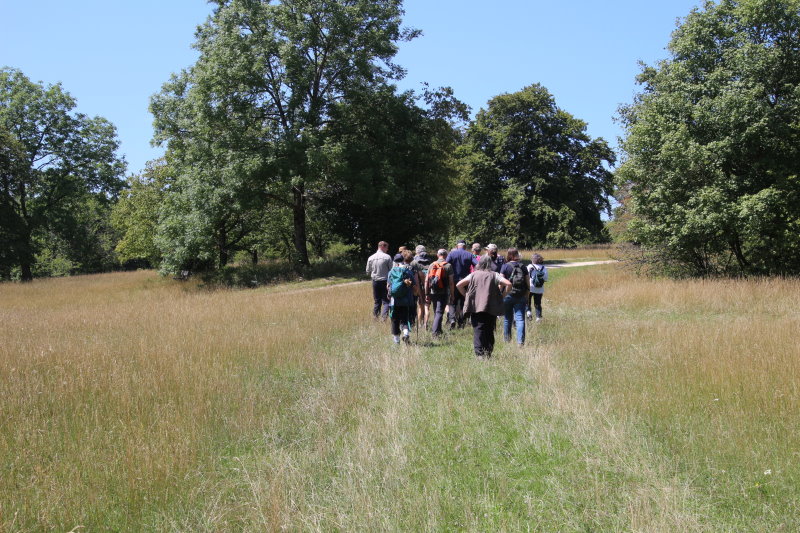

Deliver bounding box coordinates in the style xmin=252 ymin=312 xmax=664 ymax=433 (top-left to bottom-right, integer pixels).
xmin=459 ymin=84 xmax=615 ymax=248
xmin=0 ymin=68 xmax=125 ymax=281
xmin=151 ymin=0 xmax=419 ymax=267
xmin=618 ymin=0 xmax=800 ymax=276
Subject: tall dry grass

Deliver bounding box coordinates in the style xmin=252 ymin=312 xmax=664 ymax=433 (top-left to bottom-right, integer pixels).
xmin=0 ymin=271 xmax=369 ymax=530
xmin=541 ymin=265 xmax=800 ymax=528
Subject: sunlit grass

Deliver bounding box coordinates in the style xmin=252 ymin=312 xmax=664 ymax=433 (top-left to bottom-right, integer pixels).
xmin=2 ymin=262 xmax=797 ymax=530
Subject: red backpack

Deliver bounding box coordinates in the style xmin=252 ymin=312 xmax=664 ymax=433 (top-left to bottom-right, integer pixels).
xmin=427 ymin=261 xmax=448 ymax=292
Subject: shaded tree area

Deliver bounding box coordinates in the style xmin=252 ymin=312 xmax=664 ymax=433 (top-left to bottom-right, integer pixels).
xmin=458 ymin=84 xmax=615 ymax=249
xmin=618 ymin=0 xmax=800 ymax=277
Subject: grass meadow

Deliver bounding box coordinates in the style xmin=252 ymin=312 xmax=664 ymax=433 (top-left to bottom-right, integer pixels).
xmin=1 ymin=259 xmax=798 ymax=531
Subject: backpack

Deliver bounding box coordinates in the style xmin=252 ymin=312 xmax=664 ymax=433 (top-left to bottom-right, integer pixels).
xmin=427 ymin=261 xmax=448 ymax=293
xmin=531 ymin=265 xmax=546 ymax=288
xmin=389 ymin=265 xmax=414 ymax=305
xmin=509 ymin=263 xmax=528 ymax=296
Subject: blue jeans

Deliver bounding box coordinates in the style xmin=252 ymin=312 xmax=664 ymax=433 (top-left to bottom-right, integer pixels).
xmin=503 ymin=295 xmax=526 ymax=345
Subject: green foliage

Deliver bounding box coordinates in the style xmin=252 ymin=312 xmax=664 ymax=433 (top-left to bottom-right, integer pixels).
xmin=618 ymin=0 xmax=800 ymax=276
xmin=111 ymin=159 xmax=172 ymax=267
xmin=151 ymin=0 xmax=418 ymax=269
xmin=0 ymin=68 xmax=125 ymax=281
xmin=315 ymin=85 xmax=467 ymax=254
xmin=459 ymin=84 xmax=615 ymax=249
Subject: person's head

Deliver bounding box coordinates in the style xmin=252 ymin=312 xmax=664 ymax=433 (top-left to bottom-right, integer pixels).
xmin=532 ymin=253 xmax=544 ymax=265
xmin=475 ymin=254 xmax=493 ymax=271
xmin=378 ymin=241 xmax=388 ymax=252
xmin=402 ymin=249 xmax=414 ymax=264
xmin=487 ymin=243 xmax=498 ymax=257
xmin=398 ymin=246 xmax=407 ymax=253
xmin=506 ymin=247 xmax=519 ymax=261
xmin=456 ymin=239 xmax=466 ymax=249
xmin=471 ymin=243 xmax=481 ymax=254
xmin=415 ymin=245 xmax=426 ymax=255
xmin=437 ymin=248 xmax=448 ymax=259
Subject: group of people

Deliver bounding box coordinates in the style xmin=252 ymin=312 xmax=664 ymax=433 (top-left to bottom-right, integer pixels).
xmin=365 ymin=239 xmax=549 ymax=358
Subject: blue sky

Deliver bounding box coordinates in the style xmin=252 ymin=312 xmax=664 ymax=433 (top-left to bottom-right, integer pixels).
xmin=2 ymin=0 xmax=700 ymax=175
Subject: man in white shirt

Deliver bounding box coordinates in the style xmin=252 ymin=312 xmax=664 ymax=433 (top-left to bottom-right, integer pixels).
xmin=366 ymin=240 xmax=393 ymax=320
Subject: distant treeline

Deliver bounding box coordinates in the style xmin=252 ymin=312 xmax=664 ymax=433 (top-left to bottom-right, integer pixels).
xmin=3 ymin=0 xmax=799 ymax=281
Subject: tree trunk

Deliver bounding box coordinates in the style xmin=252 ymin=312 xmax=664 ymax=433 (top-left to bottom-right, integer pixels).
xmin=17 ymin=223 xmax=34 ymax=282
xmin=251 ymin=249 xmax=258 ymax=265
xmin=218 ymin=226 xmax=229 ymax=268
xmin=292 ymin=184 xmax=310 ymax=266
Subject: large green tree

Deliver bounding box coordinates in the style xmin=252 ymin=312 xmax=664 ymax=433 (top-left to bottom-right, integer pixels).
xmin=0 ymin=68 xmax=125 ymax=281
xmin=151 ymin=0 xmax=417 ymax=269
xmin=618 ymin=0 xmax=800 ymax=276
xmin=316 ymin=84 xmax=467 ymax=254
xmin=460 ymin=84 xmax=615 ymax=248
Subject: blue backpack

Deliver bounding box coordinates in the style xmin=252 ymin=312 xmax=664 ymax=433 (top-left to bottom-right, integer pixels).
xmin=388 ymin=266 xmax=414 ymax=306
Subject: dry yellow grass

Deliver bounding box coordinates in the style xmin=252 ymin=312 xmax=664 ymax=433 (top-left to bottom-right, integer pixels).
xmin=3 ymin=263 xmax=798 ymax=530
xmin=0 ymin=270 xmax=369 ymax=529
xmin=540 ymin=265 xmax=800 ymax=527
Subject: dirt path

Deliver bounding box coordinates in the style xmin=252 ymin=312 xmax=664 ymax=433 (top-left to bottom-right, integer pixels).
xmin=545 ymin=259 xmax=619 ymax=268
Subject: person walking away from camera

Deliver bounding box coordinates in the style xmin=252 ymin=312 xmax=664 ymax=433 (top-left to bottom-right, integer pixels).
xmin=366 ymin=240 xmax=393 ymax=320
xmin=425 ymin=248 xmax=455 ymax=339
xmin=446 ymin=240 xmax=478 ymax=329
xmin=414 ymin=245 xmax=433 ymax=328
xmin=393 ymin=245 xmax=407 ymax=265
xmin=387 ymin=250 xmax=419 ymax=344
xmin=527 ymin=253 xmax=548 ymax=322
xmin=500 ymin=248 xmax=530 ymax=345
xmin=457 ymin=255 xmax=512 ymax=358
xmin=469 ymin=243 xmax=481 ymax=273
xmin=486 ymin=243 xmax=505 ymax=273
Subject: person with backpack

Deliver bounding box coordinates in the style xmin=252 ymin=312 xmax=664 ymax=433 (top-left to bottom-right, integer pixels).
xmin=365 ymin=240 xmax=393 ymax=320
xmin=500 ymin=248 xmax=530 ymax=345
xmin=413 ymin=245 xmax=433 ymax=329
xmin=425 ymin=248 xmax=455 ymax=338
xmin=527 ymin=253 xmax=549 ymax=322
xmin=446 ymin=240 xmax=478 ymax=329
xmin=456 ymin=254 xmax=512 ymax=359
xmin=387 ymin=249 xmax=419 ymax=344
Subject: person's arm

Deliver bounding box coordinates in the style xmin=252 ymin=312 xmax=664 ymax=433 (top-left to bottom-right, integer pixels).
xmin=448 ymin=271 xmax=456 ymax=304
xmin=366 ymin=256 xmax=373 ymax=277
xmin=497 ymin=273 xmax=512 ymax=297
xmin=456 ymin=276 xmax=470 ymax=296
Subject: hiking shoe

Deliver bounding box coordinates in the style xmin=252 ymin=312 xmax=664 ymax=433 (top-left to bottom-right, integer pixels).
xmin=535 ymin=317 xmax=542 ymax=323
xmin=526 ymin=310 xmax=532 ymax=320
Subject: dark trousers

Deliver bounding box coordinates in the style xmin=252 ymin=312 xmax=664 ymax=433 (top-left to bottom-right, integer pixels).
xmin=372 ymin=280 xmax=390 ymax=319
xmin=528 ymin=292 xmax=543 ymax=318
xmin=470 ymin=312 xmax=497 ymax=357
xmin=430 ymin=293 xmax=449 ymax=337
xmin=448 ymin=289 xmax=467 ymax=328
xmin=391 ymin=305 xmax=415 ymax=335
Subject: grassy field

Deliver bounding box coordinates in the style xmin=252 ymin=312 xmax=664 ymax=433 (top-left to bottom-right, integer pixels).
xmin=1 ymin=260 xmax=797 ymax=530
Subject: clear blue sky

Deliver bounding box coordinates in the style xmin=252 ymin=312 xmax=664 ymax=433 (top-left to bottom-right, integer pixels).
xmin=2 ymin=0 xmax=700 ymax=176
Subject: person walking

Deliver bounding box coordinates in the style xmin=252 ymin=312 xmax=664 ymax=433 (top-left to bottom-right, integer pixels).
xmin=446 ymin=240 xmax=478 ymax=329
xmin=365 ymin=240 xmax=393 ymax=320
xmin=387 ymin=249 xmax=419 ymax=344
xmin=456 ymin=255 xmax=512 ymax=359
xmin=469 ymin=243 xmax=481 ymax=273
xmin=414 ymin=245 xmax=434 ymax=329
xmin=486 ymin=243 xmax=505 ymax=272
xmin=500 ymin=248 xmax=529 ymax=345
xmin=527 ymin=253 xmax=549 ymax=322
xmin=425 ymin=249 xmax=455 ymax=339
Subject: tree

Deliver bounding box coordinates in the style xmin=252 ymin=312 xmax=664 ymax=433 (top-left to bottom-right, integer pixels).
xmin=618 ymin=0 xmax=800 ymax=276
xmin=459 ymin=84 xmax=615 ymax=248
xmin=315 ymin=84 xmax=467 ymax=254
xmin=151 ymin=0 xmax=418 ymax=269
xmin=111 ymin=159 xmax=173 ymax=267
xmin=0 ymin=68 xmax=125 ymax=281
